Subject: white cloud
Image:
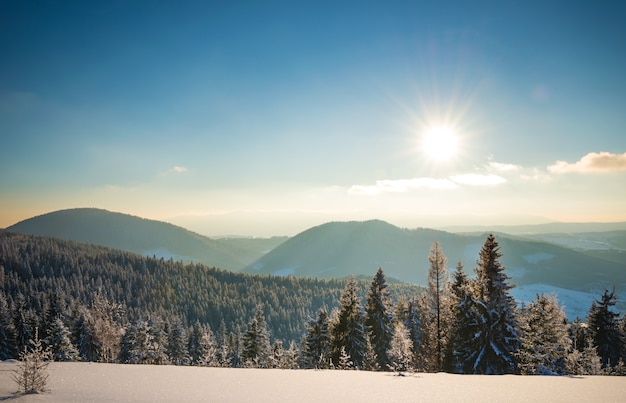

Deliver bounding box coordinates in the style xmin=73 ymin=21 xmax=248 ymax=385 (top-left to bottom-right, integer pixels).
xmin=548 ymin=151 xmax=626 ymax=174
xmin=348 ymin=177 xmax=458 ymax=195
xmin=449 ymin=173 xmax=507 ymax=186
xmin=487 ymin=161 xmax=521 ymax=172
xmin=172 ymin=166 xmax=188 ymax=173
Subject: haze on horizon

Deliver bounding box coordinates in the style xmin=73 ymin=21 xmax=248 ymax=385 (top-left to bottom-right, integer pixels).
xmin=1 ymin=1 xmax=625 ymax=237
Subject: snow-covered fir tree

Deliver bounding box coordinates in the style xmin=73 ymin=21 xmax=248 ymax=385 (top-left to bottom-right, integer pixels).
xmin=444 ymin=262 xmax=473 ymax=372
xmin=302 ymin=308 xmax=331 ymax=369
xmin=387 ymin=321 xmax=413 ymax=374
xmin=14 ymin=328 xmax=52 ymax=394
xmin=242 ymin=306 xmax=272 ymax=368
xmin=329 ymin=277 xmax=368 ymax=369
xmin=218 ymin=320 xmax=231 ymax=367
xmin=118 ymin=320 xmax=150 ymax=364
xmin=516 ymin=294 xmax=571 ymax=375
xmin=46 ymin=316 xmax=79 ymax=362
xmin=90 ymin=294 xmax=124 ymax=363
xmin=454 ymin=235 xmax=519 ymax=374
xmin=565 ymin=340 xmax=603 ymax=375
xmin=166 ymin=318 xmax=189 ymax=366
xmin=146 ymin=317 xmax=168 ymax=365
xmin=0 ymin=291 xmax=16 ymax=360
xmin=187 ymin=321 xmax=203 ymax=365
xmin=587 ymin=289 xmax=625 ymax=370
xmin=73 ymin=309 xmax=101 ymax=362
xmin=197 ymin=326 xmax=219 ymax=367
xmin=364 ymin=268 xmax=394 ymax=370
xmin=395 ymin=296 xmax=423 ymax=369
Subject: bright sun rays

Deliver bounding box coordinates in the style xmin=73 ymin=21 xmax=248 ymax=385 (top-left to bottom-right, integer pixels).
xmin=421 ymin=125 xmax=460 ymax=162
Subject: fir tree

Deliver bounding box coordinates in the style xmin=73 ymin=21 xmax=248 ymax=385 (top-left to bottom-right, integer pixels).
xmin=444 ymin=262 xmax=473 ymax=372
xmin=302 ymin=308 xmax=331 ymax=369
xmin=364 ymin=268 xmax=394 ymax=371
xmin=146 ymin=317 xmax=168 ymax=365
xmin=46 ymin=317 xmax=78 ymax=362
xmin=565 ymin=339 xmax=603 ymax=375
xmin=13 ymin=328 xmax=52 ymax=395
xmin=388 ymin=322 xmax=413 ymax=374
xmin=395 ymin=296 xmax=424 ymax=370
xmin=516 ymin=294 xmax=571 ymax=375
xmin=587 ymin=289 xmax=625 ymax=369
xmin=166 ymin=319 xmax=189 ymax=366
xmin=329 ymin=277 xmax=367 ymax=369
xmin=242 ymin=306 xmax=272 ymax=368
xmin=197 ymin=326 xmax=219 ymax=367
xmin=218 ymin=320 xmax=231 ymax=367
xmin=0 ymin=291 xmax=16 ymax=360
xmin=74 ymin=309 xmax=101 ymax=362
xmin=455 ymin=235 xmax=518 ymax=374
xmin=187 ymin=322 xmax=203 ymax=365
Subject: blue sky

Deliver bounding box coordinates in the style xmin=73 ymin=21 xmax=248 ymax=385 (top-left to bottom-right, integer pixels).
xmin=1 ymin=0 xmax=625 ymax=236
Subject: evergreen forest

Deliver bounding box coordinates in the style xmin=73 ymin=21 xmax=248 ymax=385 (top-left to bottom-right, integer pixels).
xmin=1 ymin=231 xmax=625 ymax=375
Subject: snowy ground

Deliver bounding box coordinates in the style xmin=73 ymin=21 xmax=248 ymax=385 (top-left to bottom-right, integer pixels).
xmin=1 ymin=362 xmax=626 ymax=402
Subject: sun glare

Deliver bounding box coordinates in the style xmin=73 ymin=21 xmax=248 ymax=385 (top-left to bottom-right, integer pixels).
xmin=422 ymin=126 xmax=459 ymax=162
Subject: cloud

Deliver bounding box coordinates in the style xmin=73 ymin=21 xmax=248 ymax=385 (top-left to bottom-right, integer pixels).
xmin=172 ymin=166 xmax=188 ymax=173
xmin=487 ymin=161 xmax=521 ymax=172
xmin=449 ymin=173 xmax=507 ymax=186
xmin=349 ymin=177 xmax=458 ymax=195
xmin=548 ymin=151 xmax=626 ymax=174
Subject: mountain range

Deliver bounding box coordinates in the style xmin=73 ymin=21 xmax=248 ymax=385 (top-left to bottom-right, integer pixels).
xmin=5 ymin=208 xmax=287 ymax=271
xmin=5 ymin=208 xmax=626 ymax=318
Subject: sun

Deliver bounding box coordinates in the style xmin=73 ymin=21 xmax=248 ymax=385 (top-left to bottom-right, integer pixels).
xmin=421 ymin=125 xmax=459 ymax=162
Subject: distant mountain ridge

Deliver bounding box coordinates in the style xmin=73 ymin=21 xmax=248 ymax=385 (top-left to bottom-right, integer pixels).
xmin=6 ymin=208 xmax=286 ymax=270
xmin=244 ymin=220 xmax=625 ymax=289
xmin=244 ymin=220 xmax=626 ymax=318
xmin=6 ymin=208 xmax=626 ymax=319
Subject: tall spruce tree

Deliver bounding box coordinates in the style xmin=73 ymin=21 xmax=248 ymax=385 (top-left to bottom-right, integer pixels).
xmin=444 ymin=262 xmax=473 ymax=372
xmin=455 ymin=234 xmax=518 ymax=374
xmin=516 ymin=294 xmax=571 ymax=374
xmin=166 ymin=319 xmax=189 ymax=366
xmin=365 ymin=268 xmax=394 ymax=370
xmin=330 ymin=277 xmax=367 ymax=369
xmin=302 ymin=308 xmax=331 ymax=368
xmin=242 ymin=306 xmax=272 ymax=368
xmin=587 ymin=289 xmax=625 ymax=369
xmin=46 ymin=316 xmax=79 ymax=362
xmin=0 ymin=291 xmax=16 ymax=360
xmin=187 ymin=321 xmax=203 ymax=365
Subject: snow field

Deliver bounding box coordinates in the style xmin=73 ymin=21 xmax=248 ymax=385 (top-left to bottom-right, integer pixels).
xmin=1 ymin=362 xmax=626 ymax=402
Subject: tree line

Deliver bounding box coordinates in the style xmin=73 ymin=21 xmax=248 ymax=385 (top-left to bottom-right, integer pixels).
xmin=1 ymin=231 xmax=625 ymax=374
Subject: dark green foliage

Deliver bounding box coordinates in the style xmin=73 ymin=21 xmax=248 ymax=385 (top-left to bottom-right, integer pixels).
xmin=166 ymin=318 xmax=189 ymax=366
xmin=0 ymin=231 xmax=419 ymax=349
xmin=45 ymin=316 xmax=78 ymax=362
xmin=364 ymin=268 xmax=394 ymax=370
xmin=0 ymin=291 xmax=16 ymax=360
xmin=73 ymin=309 xmax=101 ymax=362
xmin=587 ymin=289 xmax=626 ymax=369
xmin=452 ymin=235 xmax=519 ymax=374
xmin=242 ymin=306 xmax=272 ymax=368
xmin=302 ymin=308 xmax=331 ymax=368
xmin=330 ymin=277 xmax=367 ymax=369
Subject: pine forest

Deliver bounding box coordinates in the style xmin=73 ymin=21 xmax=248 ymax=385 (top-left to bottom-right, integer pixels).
xmin=1 ymin=231 xmax=625 ymax=375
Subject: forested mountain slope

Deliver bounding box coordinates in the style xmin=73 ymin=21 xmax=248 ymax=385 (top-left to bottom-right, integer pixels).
xmin=0 ymin=231 xmax=420 ymax=343
xmin=245 ymin=220 xmax=626 ymax=293
xmin=6 ymin=208 xmax=286 ymax=271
